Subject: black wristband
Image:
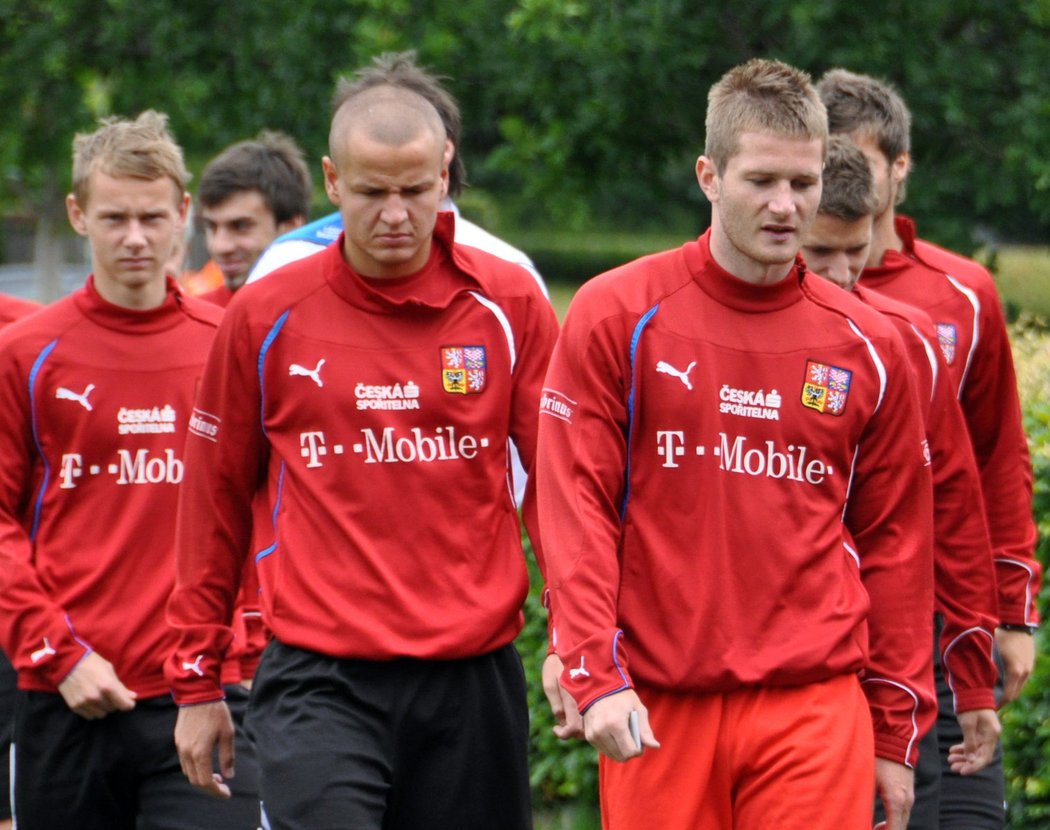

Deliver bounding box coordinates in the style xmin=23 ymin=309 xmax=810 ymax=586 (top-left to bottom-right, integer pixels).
xmin=999 ymin=622 xmax=1038 ymax=634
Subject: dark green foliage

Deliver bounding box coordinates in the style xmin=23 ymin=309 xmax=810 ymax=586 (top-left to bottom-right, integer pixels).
xmin=519 ymin=540 xmax=599 ymax=811
xmin=2 ymin=1 xmax=1049 ymax=249
xmin=1002 ymin=317 xmax=1050 ymax=828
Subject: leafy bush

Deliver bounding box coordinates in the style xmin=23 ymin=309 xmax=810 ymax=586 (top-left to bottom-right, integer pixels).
xmin=520 ymin=543 xmax=599 ymax=814
xmin=1003 ymin=315 xmax=1050 ymax=828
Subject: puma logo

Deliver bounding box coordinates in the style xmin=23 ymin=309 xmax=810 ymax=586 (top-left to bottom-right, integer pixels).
xmin=656 ymin=360 xmax=696 ymax=390
xmin=182 ymin=654 xmax=205 ymax=677
xmin=30 ymin=638 xmax=56 ymax=664
xmin=569 ymin=656 xmax=591 ymax=680
xmin=55 ymin=384 xmax=96 ymax=411
xmin=289 ymin=359 xmax=325 ymax=388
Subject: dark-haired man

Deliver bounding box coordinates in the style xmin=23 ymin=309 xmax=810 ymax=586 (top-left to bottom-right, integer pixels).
xmin=819 ymin=68 xmax=1037 ymax=830
xmin=801 ymin=134 xmax=1002 ymax=827
xmin=198 ymin=131 xmax=311 ymax=306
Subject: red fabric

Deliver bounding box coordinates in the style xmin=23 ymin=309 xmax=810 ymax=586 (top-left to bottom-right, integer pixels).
xmin=166 ymin=214 xmax=559 ymax=704
xmin=599 ymin=675 xmax=875 ymax=830
xmin=197 ymin=283 xmax=235 ymax=308
xmin=861 ymin=217 xmax=1039 ymax=626
xmin=538 ymin=231 xmax=935 ymax=765
xmin=856 ymin=285 xmax=998 ymax=713
xmin=0 ymin=278 xmax=239 ymax=699
xmin=0 ymin=293 xmax=42 ymax=327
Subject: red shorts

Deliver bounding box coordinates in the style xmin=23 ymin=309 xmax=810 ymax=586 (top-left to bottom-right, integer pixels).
xmin=600 ymin=674 xmax=875 ymax=830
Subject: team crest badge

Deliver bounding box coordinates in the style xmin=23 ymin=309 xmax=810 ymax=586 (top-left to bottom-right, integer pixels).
xmin=801 ymin=360 xmax=852 ymax=416
xmin=936 ymin=323 xmax=957 ymax=365
xmin=441 ymin=346 xmax=487 ymax=394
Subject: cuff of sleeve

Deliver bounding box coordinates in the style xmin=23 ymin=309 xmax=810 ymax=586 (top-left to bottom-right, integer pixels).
xmin=172 ymin=683 xmax=227 ymax=706
xmin=166 ymin=650 xmax=225 ymax=705
xmin=561 ymin=628 xmax=633 ymax=713
xmin=874 ymin=732 xmax=918 ymax=768
xmin=996 ymin=562 xmax=1041 ymax=626
xmin=952 ymin=687 xmax=997 ymax=714
xmin=49 ymin=643 xmax=92 ymax=689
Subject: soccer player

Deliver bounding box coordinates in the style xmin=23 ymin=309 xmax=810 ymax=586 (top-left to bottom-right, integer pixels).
xmin=196 ymin=131 xmax=312 ymax=306
xmin=537 ymin=58 xmax=936 ymax=830
xmin=0 ymin=111 xmax=258 ymax=829
xmin=166 ymin=83 xmax=557 ymax=829
xmin=801 ymin=134 xmax=1002 ymax=826
xmin=819 ymin=68 xmax=1038 ymax=830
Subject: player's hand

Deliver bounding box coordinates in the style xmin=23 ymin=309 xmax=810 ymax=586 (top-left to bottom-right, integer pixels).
xmin=57 ymin=651 xmax=137 ymax=719
xmin=949 ymin=708 xmax=1000 ymax=775
xmin=542 ymin=654 xmax=584 ymax=739
xmin=175 ymin=701 xmax=236 ymax=798
xmin=874 ymin=758 xmax=913 ymax=830
xmin=996 ymin=627 xmax=1036 ymax=703
xmin=582 ymin=689 xmax=659 ymax=762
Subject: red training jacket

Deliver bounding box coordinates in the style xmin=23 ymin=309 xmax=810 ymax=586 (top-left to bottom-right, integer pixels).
xmin=861 ymin=216 xmax=1039 ymax=626
xmin=856 ymin=284 xmax=998 ymax=713
xmin=0 ymin=277 xmax=242 ymax=700
xmin=538 ymin=231 xmax=936 ymax=766
xmin=166 ymin=213 xmax=559 ymax=705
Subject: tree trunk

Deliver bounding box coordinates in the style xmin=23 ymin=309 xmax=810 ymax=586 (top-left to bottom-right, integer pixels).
xmin=33 ymin=182 xmax=67 ymax=303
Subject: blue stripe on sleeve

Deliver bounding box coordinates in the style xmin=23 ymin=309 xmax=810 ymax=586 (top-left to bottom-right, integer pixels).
xmin=28 ymin=339 xmax=59 ymax=541
xmin=257 ymin=311 xmax=290 ymax=436
xmin=620 ymin=305 xmax=659 ymax=520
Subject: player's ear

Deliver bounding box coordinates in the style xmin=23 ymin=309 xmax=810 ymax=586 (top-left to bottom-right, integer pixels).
xmin=890 ymin=151 xmax=910 ymax=187
xmin=696 ymin=156 xmax=720 ymax=203
xmin=322 ymin=157 xmax=341 ymax=207
xmin=66 ymin=193 xmax=88 ymax=236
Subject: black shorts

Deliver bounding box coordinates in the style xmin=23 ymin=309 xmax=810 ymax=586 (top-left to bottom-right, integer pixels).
xmin=0 ymin=650 xmax=15 ymax=821
xmin=13 ymin=689 xmax=260 ymax=830
xmin=879 ymin=615 xmax=1005 ymax=830
xmin=247 ymin=639 xmax=532 ymax=830
xmin=928 ymin=614 xmax=1006 ymax=830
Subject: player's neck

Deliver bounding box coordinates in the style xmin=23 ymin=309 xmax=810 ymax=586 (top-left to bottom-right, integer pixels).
xmin=92 ymin=271 xmax=169 ymax=310
xmin=866 ymin=208 xmax=903 ymax=268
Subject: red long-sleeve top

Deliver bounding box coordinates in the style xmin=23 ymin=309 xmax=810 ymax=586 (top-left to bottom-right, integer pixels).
xmin=0 ymin=278 xmax=238 ymax=699
xmin=166 ymin=214 xmax=559 ymax=705
xmin=861 ymin=216 xmax=1039 ymax=626
xmin=856 ymin=285 xmax=998 ymax=712
xmin=537 ymin=232 xmax=936 ymax=766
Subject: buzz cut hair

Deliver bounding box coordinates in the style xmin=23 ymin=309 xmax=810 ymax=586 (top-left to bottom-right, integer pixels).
xmin=71 ymin=110 xmax=189 ymax=207
xmin=705 ymin=58 xmax=828 ymax=173
xmin=816 ymin=68 xmax=911 ymax=163
xmin=199 ymin=131 xmax=312 ymax=225
xmin=331 ymin=51 xmax=465 ymax=197
xmin=328 ymin=83 xmax=446 ymax=176
xmin=819 ymin=135 xmax=879 ymax=222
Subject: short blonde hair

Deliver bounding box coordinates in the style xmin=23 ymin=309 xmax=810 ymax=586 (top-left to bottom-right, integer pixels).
xmin=71 ymin=110 xmax=189 ymax=206
xmin=705 ymin=59 xmax=828 ymax=173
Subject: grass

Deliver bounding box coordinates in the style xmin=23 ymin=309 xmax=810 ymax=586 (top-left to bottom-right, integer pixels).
xmin=984 ymin=246 xmax=1050 ymax=320
xmin=534 ymin=804 xmax=601 ymax=829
